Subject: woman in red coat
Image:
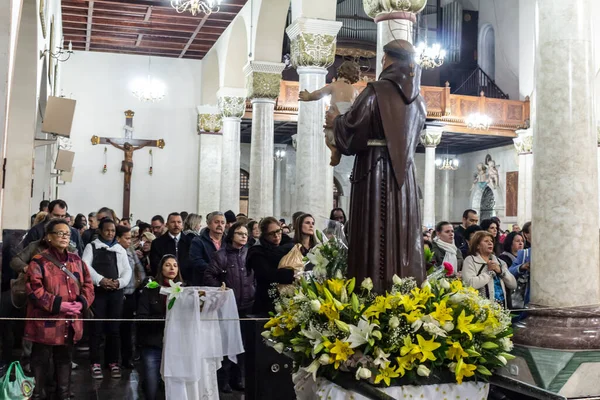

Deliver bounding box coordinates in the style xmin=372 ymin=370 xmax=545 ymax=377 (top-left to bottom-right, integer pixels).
xmin=25 ymin=219 xmax=95 ymax=400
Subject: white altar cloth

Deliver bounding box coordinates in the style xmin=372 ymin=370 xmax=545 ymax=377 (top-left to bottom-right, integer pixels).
xmin=162 ymin=287 xmax=244 ymax=400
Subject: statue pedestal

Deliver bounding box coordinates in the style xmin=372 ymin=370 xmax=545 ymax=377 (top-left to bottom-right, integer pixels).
xmin=162 ymin=287 xmax=244 ymax=400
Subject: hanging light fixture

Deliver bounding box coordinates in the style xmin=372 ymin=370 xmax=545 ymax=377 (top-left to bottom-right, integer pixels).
xmin=171 ymin=0 xmax=221 ymax=16
xmin=415 ymin=42 xmax=446 ymax=69
xmin=466 ymin=113 xmax=492 ymax=130
xmin=435 ymin=157 xmax=459 ymax=171
xmin=131 ymin=57 xmax=166 ymax=103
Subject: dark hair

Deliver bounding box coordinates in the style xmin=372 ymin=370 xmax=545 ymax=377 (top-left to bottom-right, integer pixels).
xmin=152 ymin=215 xmax=165 ymax=224
xmin=167 ymin=212 xmax=181 ymax=222
xmin=292 ymin=211 xmax=305 ymax=226
xmin=464 ymin=225 xmax=483 ymax=242
xmin=39 ymin=200 xmax=50 ymax=211
xmin=480 ymin=219 xmax=499 ymax=239
xmin=120 ymin=217 xmax=130 ymax=223
xmin=337 ymin=61 xmax=360 ymax=84
xmin=462 ymin=209 xmax=477 ymax=219
xmin=48 ymin=200 xmax=68 ymax=214
xmin=155 ymin=255 xmax=183 ymax=284
xmin=73 ymin=214 xmax=87 ymax=230
xmin=435 ymin=221 xmax=452 ymax=233
xmin=247 ymin=220 xmax=258 ymax=233
xmin=116 ymin=225 xmax=131 ymax=238
xmin=468 ymin=231 xmax=495 ymax=256
xmin=98 ymin=218 xmax=116 ymax=231
xmin=260 ymin=217 xmax=280 ymax=236
xmin=138 ymin=222 xmax=151 ymax=237
xmin=293 ymin=214 xmax=316 ymax=248
xmin=180 ymin=211 xmax=189 ymax=222
xmin=97 ymin=207 xmax=112 ymax=216
xmin=44 ymin=218 xmax=70 ymax=235
xmin=503 ymin=231 xmax=524 ymax=253
xmin=329 ymin=208 xmax=347 ymax=223
xmin=88 ymin=212 xmax=97 ymax=219
xmin=224 ymin=221 xmax=248 ymax=244
xmin=237 ymin=213 xmax=247 ymax=217
xmin=522 ymin=221 xmax=532 ymax=234
xmin=279 ymin=219 xmax=286 ymax=224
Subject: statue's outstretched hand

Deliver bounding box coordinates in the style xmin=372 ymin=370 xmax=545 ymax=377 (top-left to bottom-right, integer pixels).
xmin=299 ymin=90 xmax=311 ymax=102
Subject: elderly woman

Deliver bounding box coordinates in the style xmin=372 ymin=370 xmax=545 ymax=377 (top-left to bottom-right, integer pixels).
xmin=462 ymin=231 xmax=517 ymax=309
xmin=498 ymin=231 xmax=525 ymax=268
xmin=137 ymin=255 xmax=183 ymax=400
xmin=431 ymin=221 xmax=464 ymax=272
xmin=25 ymin=219 xmax=94 ymax=400
xmin=82 ymin=218 xmax=131 ymax=380
xmin=247 ymin=217 xmax=295 ymax=315
xmin=480 ymin=218 xmax=502 ymax=256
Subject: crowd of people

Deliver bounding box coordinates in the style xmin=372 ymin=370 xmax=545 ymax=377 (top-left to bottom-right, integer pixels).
xmin=0 ymin=199 xmax=349 ymax=399
xmin=425 ymin=209 xmax=532 ymax=314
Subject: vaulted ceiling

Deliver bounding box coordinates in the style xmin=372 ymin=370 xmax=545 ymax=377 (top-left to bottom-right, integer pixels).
xmin=62 ymin=0 xmax=248 ymax=60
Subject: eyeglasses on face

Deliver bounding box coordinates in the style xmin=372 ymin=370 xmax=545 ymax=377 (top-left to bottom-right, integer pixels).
xmin=51 ymin=231 xmax=71 ymax=238
xmin=267 ymin=229 xmax=282 ymax=237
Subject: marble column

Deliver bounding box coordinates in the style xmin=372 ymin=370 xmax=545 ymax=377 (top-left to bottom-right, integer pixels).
xmin=286 ymin=17 xmax=342 ymax=220
xmin=420 ymin=127 xmax=443 ymax=228
xmin=363 ymin=0 xmax=426 ymax=77
xmin=1 ymin=0 xmax=37 ymax=230
xmin=513 ymin=129 xmax=533 ymax=227
xmin=217 ymin=88 xmax=246 ymax=214
xmin=196 ymin=105 xmax=223 ymax=217
xmin=441 ymin=169 xmax=451 ymax=222
xmin=514 ymin=0 xmax=600 ymax=350
xmin=273 ymin=144 xmax=287 ymax=219
xmin=244 ymin=61 xmax=284 ymax=219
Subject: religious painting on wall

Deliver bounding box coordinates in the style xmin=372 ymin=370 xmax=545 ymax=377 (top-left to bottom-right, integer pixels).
xmin=505 ymin=171 xmax=518 ymax=217
xmin=39 ymin=0 xmax=47 ymax=38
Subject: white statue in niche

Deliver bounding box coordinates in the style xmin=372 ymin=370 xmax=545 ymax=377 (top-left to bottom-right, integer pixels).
xmin=485 ymin=154 xmax=500 ymax=189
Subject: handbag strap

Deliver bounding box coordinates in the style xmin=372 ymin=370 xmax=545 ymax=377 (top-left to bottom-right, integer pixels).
xmin=44 ymin=252 xmax=83 ymax=291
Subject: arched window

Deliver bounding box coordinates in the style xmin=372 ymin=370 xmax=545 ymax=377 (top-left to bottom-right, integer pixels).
xmin=240 ymin=169 xmax=249 ymax=216
xmin=480 ymin=186 xmax=495 ymax=220
xmin=478 ymin=23 xmax=495 ymax=79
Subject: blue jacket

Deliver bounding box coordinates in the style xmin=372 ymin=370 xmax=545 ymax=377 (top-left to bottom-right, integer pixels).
xmin=509 ymin=248 xmax=531 ymax=306
xmin=189 ymin=228 xmax=222 ymax=286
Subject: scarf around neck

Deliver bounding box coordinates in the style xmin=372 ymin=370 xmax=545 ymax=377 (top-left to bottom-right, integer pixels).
xmin=433 ymin=236 xmax=458 ymax=270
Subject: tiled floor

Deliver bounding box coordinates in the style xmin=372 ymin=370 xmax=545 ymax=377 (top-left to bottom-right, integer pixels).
xmin=39 ymin=350 xmax=244 ymax=400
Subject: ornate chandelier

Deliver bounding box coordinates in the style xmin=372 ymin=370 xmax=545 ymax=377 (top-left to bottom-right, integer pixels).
xmin=415 ymin=43 xmax=446 ymax=69
xmin=171 ymin=0 xmax=221 ymax=16
xmin=435 ymin=157 xmax=459 ymax=171
xmin=131 ymin=57 xmax=166 ymax=102
xmin=466 ymin=113 xmax=492 ymax=130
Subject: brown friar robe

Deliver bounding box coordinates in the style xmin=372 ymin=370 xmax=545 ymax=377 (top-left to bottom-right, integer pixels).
xmin=334 ymin=61 xmax=426 ymax=293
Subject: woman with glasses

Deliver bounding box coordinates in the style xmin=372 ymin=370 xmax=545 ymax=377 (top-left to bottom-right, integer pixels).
xmin=247 ymin=217 xmax=294 ymax=315
xmin=25 ymin=219 xmax=95 ymax=400
xmin=205 ymin=222 xmax=254 ymax=393
xmin=82 ymin=218 xmax=131 ymax=380
xmin=137 ymin=255 xmax=183 ymax=400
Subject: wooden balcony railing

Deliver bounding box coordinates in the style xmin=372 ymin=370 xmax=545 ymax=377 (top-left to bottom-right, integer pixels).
xmin=244 ymin=80 xmax=530 ymax=137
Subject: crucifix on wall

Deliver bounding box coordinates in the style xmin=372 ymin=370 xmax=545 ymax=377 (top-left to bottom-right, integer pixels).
xmin=91 ymin=110 xmax=165 ymax=218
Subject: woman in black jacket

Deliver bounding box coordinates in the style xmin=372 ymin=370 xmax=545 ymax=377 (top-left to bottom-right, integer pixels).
xmin=136 ymin=255 xmax=183 ymax=400
xmin=247 ymin=217 xmax=295 ymax=315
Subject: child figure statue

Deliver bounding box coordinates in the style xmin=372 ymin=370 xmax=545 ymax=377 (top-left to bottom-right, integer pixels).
xmin=298 ymin=61 xmax=360 ymax=166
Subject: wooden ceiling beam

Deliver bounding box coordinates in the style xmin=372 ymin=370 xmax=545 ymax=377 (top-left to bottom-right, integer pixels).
xmin=68 ymin=34 xmax=212 ymax=52
xmin=180 ymin=12 xmax=210 ymax=58
xmin=63 ymin=24 xmax=224 ymax=40
xmin=63 ymin=15 xmax=226 ymax=35
xmin=136 ymin=6 xmax=153 ymax=46
xmin=85 ymin=43 xmax=206 ymax=59
xmin=65 ymin=0 xmax=246 ymax=10
xmin=85 ymin=1 xmax=94 ymax=51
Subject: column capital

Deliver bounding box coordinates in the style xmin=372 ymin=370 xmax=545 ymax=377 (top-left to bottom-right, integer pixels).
xmin=196 ymin=104 xmax=222 ymax=134
xmin=420 ymin=126 xmax=443 ymax=147
xmin=286 ymin=18 xmax=342 ymax=69
xmin=217 ymin=88 xmax=246 ymax=119
xmin=244 ymin=61 xmax=285 ymax=100
xmin=514 ymin=128 xmax=533 ymax=154
xmin=363 ymin=0 xmax=426 ymax=20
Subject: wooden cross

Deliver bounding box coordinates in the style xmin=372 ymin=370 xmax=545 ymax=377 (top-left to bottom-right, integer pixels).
xmin=91 ymin=110 xmax=165 ymax=218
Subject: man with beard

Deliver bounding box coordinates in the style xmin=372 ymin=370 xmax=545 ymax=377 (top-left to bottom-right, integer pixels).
xmin=327 ymin=39 xmax=427 ymax=292
xmin=189 ymin=211 xmax=225 ymax=285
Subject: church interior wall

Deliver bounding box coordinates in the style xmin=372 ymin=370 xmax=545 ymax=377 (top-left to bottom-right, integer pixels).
xmin=451 ymin=144 xmax=518 ymax=227
xmin=58 ymin=51 xmax=202 ymax=222
xmin=476 ymin=0 xmax=520 ymax=100
xmin=518 ymin=0 xmax=534 ymax=101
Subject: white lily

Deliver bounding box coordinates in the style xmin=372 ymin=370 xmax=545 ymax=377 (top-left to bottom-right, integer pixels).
xmin=417 ymin=365 xmax=431 ymax=377
xmin=389 ymin=316 xmax=400 ymax=329
xmin=300 ymin=323 xmax=331 ymax=355
xmin=373 ymin=348 xmax=391 ymax=367
xmin=361 ymin=278 xmax=373 ymax=291
xmin=355 ymin=367 xmax=372 ymax=380
xmin=499 ymin=337 xmax=514 ymax=352
xmin=439 ymin=278 xmax=450 ymax=290
xmin=306 ymin=247 xmax=329 ymax=269
xmin=304 ymin=359 xmax=321 ymax=381
xmin=392 ymin=274 xmax=402 ymax=285
xmin=318 ymin=354 xmax=331 ymax=365
xmin=310 ymin=299 xmax=322 ymax=313
xmin=345 ymin=318 xmax=378 ymax=348
xmin=159 ymin=280 xmax=183 ymax=309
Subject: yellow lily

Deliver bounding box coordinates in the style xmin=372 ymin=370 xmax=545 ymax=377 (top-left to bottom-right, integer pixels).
xmin=363 ymin=296 xmax=391 ymax=319
xmin=374 ymin=362 xmax=400 ymax=386
xmin=430 ymin=299 xmax=454 ymax=325
xmin=455 ymin=357 xmax=477 ymax=384
xmin=395 ymin=354 xmax=415 ymax=377
xmin=327 ymin=279 xmax=345 ymax=297
xmin=449 ymin=279 xmax=464 ymax=292
xmin=446 ymin=340 xmax=469 ymax=361
xmin=320 ymin=301 xmax=340 ymax=321
xmin=456 ymin=310 xmax=484 ymax=340
xmin=416 ymin=334 xmax=441 ymax=362
xmin=329 ymin=339 xmax=354 ymax=369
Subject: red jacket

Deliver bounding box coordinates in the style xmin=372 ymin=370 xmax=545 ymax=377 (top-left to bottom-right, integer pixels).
xmin=25 ymin=249 xmax=95 ymax=345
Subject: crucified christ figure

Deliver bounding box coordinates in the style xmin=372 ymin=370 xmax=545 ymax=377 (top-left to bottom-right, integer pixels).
xmin=107 ymin=139 xmax=148 ymax=189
